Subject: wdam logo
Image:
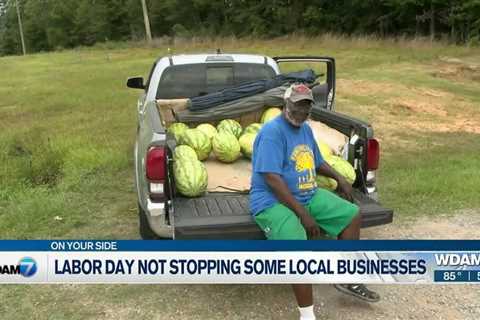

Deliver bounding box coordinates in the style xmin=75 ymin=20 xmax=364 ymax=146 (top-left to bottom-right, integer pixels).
xmin=19 ymin=257 xmax=37 ymax=277
xmin=0 ymin=257 xmax=37 ymax=277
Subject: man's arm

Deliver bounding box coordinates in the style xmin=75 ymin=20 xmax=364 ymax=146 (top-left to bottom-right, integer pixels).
xmin=316 ymin=162 xmax=353 ymax=201
xmin=264 ymin=173 xmax=321 ymax=239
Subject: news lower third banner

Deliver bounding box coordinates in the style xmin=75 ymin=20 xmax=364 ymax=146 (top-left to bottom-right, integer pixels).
xmin=2 ymin=240 xmax=480 ymax=284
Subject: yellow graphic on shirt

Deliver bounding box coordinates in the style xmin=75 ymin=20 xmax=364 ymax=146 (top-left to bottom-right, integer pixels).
xmin=290 ymin=145 xmax=317 ymax=190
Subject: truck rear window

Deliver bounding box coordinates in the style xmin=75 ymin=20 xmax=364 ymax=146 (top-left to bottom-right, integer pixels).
xmin=156 ymin=63 xmax=276 ymax=99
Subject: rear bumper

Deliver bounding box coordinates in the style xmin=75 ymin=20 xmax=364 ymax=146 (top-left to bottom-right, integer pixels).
xmin=174 ymin=211 xmax=393 ymax=239
xmin=175 ymin=223 xmax=265 ymax=240
xmin=353 ymin=189 xmax=394 ymax=228
xmin=145 ymin=199 xmax=173 ymax=238
xmin=174 ymin=209 xmax=393 ymax=239
xmin=172 ymin=192 xmax=393 ymax=240
xmin=361 ymin=208 xmax=393 ymax=228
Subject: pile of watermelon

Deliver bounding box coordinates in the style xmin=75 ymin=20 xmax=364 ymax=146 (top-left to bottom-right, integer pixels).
xmin=315 ymin=141 xmax=357 ymax=191
xmin=167 ymin=117 xmax=262 ymax=197
xmin=167 ymin=106 xmax=356 ymax=197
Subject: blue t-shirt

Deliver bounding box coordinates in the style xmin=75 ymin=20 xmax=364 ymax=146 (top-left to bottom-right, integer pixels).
xmin=249 ymin=115 xmax=324 ymax=215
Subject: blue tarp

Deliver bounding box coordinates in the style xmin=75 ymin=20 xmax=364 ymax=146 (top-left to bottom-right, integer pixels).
xmin=189 ymin=69 xmax=317 ymax=111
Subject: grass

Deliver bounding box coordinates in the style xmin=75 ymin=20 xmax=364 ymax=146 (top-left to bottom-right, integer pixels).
xmin=0 ymin=50 xmax=141 ymax=239
xmin=0 ymin=34 xmax=480 ymax=319
xmin=1 ymin=36 xmax=480 ymax=239
xmin=380 ymin=131 xmax=480 ymax=215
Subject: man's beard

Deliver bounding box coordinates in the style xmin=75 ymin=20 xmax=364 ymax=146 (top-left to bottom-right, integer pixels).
xmin=284 ymin=108 xmax=305 ymax=127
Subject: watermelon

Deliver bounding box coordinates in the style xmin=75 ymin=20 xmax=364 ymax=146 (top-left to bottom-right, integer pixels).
xmin=326 ymin=155 xmax=356 ymax=185
xmin=243 ymin=123 xmax=262 ymax=135
xmin=261 ymin=107 xmax=282 ymax=123
xmin=196 ymin=123 xmax=217 ymax=139
xmin=238 ymin=132 xmax=256 ymax=159
xmin=317 ymin=140 xmax=333 ymax=159
xmin=167 ymin=122 xmax=189 ymax=142
xmin=212 ymin=132 xmax=241 ymax=163
xmin=217 ymin=119 xmax=243 ymax=138
xmin=316 ymin=175 xmax=338 ymax=191
xmin=173 ymin=159 xmax=208 ymax=197
xmin=173 ymin=145 xmax=198 ymax=161
xmin=180 ymin=128 xmax=212 ymax=161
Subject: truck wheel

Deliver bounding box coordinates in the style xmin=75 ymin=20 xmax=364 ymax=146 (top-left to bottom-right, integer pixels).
xmin=138 ymin=202 xmax=161 ymax=240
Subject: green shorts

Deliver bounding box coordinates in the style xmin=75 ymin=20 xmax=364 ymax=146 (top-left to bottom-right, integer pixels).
xmin=254 ymin=189 xmax=359 ymax=239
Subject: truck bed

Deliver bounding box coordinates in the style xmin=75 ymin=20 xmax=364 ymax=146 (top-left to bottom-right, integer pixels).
xmin=173 ymin=190 xmax=393 ymax=239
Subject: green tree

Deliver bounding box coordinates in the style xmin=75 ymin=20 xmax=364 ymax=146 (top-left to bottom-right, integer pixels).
xmin=0 ymin=0 xmax=21 ymax=55
xmin=2 ymin=0 xmax=480 ymax=56
xmin=106 ymin=0 xmax=131 ymax=41
xmin=74 ymin=0 xmax=109 ymax=46
xmin=125 ymin=0 xmax=144 ymax=40
xmin=23 ymin=0 xmax=51 ymax=52
xmin=45 ymin=0 xmax=78 ymax=49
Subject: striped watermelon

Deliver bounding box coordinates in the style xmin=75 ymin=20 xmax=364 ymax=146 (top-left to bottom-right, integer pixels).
xmin=180 ymin=128 xmax=212 ymax=161
xmin=173 ymin=159 xmax=208 ymax=197
xmin=326 ymin=155 xmax=356 ymax=185
xmin=243 ymin=123 xmax=262 ymax=135
xmin=261 ymin=107 xmax=282 ymax=123
xmin=316 ymin=175 xmax=338 ymax=191
xmin=238 ymin=132 xmax=256 ymax=159
xmin=173 ymin=145 xmax=198 ymax=161
xmin=317 ymin=140 xmax=333 ymax=158
xmin=167 ymin=122 xmax=188 ymax=142
xmin=217 ymin=119 xmax=243 ymax=138
xmin=196 ymin=123 xmax=217 ymax=139
xmin=212 ymin=132 xmax=241 ymax=163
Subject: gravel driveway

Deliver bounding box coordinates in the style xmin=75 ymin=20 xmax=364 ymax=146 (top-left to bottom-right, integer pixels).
xmin=103 ymin=210 xmax=480 ymax=320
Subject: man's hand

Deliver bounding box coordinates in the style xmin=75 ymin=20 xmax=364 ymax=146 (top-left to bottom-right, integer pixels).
xmin=336 ymin=177 xmax=353 ymax=202
xmin=298 ymin=210 xmax=321 ymax=239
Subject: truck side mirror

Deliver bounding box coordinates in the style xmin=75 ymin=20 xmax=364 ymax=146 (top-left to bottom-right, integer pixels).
xmin=127 ymin=77 xmax=145 ymax=89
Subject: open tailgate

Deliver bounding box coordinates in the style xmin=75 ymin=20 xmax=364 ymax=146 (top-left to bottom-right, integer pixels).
xmin=173 ymin=191 xmax=393 ymax=239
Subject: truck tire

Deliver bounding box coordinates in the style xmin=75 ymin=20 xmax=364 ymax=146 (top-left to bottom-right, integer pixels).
xmin=138 ymin=202 xmax=162 ymax=240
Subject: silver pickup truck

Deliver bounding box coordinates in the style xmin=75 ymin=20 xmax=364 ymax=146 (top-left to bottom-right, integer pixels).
xmin=127 ymin=53 xmax=393 ymax=239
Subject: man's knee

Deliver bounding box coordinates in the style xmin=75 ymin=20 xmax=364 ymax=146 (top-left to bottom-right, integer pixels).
xmin=273 ymin=220 xmax=308 ymax=240
xmin=256 ymin=204 xmax=308 ymax=240
xmin=343 ymin=209 xmax=361 ymax=230
xmin=350 ymin=209 xmax=361 ymax=224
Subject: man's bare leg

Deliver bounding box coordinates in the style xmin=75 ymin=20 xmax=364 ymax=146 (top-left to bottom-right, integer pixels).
xmin=290 ymin=215 xmax=361 ymax=316
xmin=293 ymin=284 xmax=315 ymax=319
xmin=292 ymin=284 xmax=313 ymax=306
xmin=334 ymin=212 xmax=380 ymax=302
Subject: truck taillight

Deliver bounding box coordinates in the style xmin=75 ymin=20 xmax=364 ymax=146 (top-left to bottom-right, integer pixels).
xmin=367 ymin=139 xmax=380 ymax=171
xmin=146 ymin=146 xmax=166 ymax=181
xmin=146 ymin=146 xmax=167 ymax=202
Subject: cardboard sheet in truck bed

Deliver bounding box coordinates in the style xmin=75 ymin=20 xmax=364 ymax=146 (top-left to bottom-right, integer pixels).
xmin=204 ymin=119 xmax=348 ymax=193
xmin=205 ymin=157 xmax=252 ymax=192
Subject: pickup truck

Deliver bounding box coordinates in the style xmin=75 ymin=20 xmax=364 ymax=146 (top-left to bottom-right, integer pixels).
xmin=127 ymin=53 xmax=393 ymax=239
